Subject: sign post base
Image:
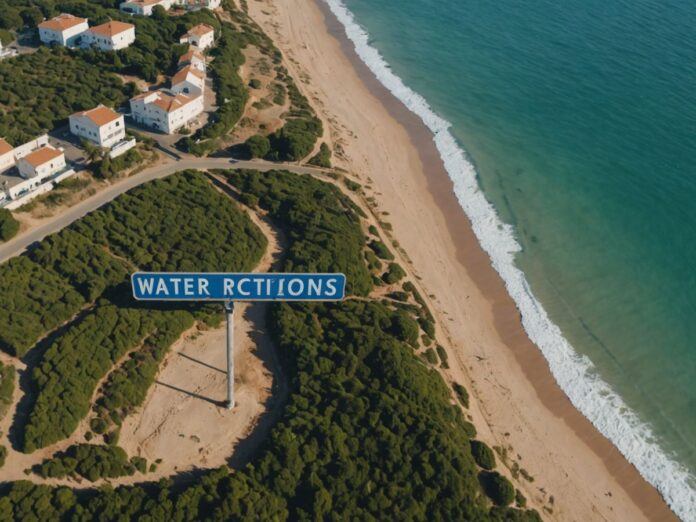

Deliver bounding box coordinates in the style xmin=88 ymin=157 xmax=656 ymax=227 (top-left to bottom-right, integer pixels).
xmin=225 ymin=301 xmax=234 ymax=410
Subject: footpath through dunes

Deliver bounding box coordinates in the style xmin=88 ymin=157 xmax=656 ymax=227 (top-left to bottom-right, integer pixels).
xmin=0 ymin=168 xmax=541 ymax=520
xmin=0 ymin=171 xmax=268 ymax=481
xmin=118 ymin=193 xmax=288 ymax=482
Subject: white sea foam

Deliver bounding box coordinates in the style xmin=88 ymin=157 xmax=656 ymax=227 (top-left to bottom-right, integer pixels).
xmin=321 ymin=0 xmax=696 ymax=519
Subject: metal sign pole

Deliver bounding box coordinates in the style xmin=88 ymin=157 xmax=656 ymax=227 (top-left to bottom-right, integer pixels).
xmin=225 ymin=301 xmax=234 ymax=410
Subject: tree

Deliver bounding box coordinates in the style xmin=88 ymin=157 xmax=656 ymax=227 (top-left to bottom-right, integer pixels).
xmin=480 ymin=471 xmax=515 ymax=506
xmin=470 ymin=440 xmax=496 ymax=470
xmin=245 ymin=134 xmax=270 ymax=158
xmin=0 ymin=209 xmax=19 ymax=242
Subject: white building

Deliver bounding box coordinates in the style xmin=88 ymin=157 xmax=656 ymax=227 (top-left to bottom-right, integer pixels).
xmin=17 ymin=146 xmax=66 ymax=180
xmin=179 ymin=24 xmax=214 ymax=50
xmin=0 ymin=139 xmax=14 ymax=172
xmin=171 ymin=65 xmax=205 ymax=96
xmin=38 ymin=13 xmax=89 ymax=47
xmin=83 ymin=21 xmax=135 ymax=51
xmin=130 ymin=90 xmax=204 ymax=134
xmin=178 ymin=48 xmax=206 ymax=72
xmin=120 ymin=0 xmax=173 ymax=16
xmin=177 ymin=0 xmax=221 ymax=10
xmin=69 ymin=106 xmax=126 ymax=148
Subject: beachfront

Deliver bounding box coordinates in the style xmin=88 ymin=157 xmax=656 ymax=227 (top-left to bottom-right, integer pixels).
xmin=244 ymin=0 xmax=678 ymax=520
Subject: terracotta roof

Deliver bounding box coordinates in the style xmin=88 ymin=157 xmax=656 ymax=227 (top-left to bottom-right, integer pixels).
xmin=73 ymin=106 xmax=121 ymax=127
xmin=88 ymin=21 xmax=135 ymax=38
xmin=185 ymin=24 xmax=214 ymax=38
xmin=151 ymin=92 xmax=199 ymax=113
xmin=0 ymin=138 xmax=13 ymax=155
xmin=172 ymin=65 xmax=205 ymax=85
xmin=39 ymin=13 xmax=87 ymax=32
xmin=178 ymin=48 xmax=205 ymax=64
xmin=21 ymin=146 xmax=63 ymax=168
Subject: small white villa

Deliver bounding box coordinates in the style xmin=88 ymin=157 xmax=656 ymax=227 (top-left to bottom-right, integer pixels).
xmin=179 ymin=24 xmax=214 ymax=50
xmin=178 ymin=48 xmax=206 ymax=72
xmin=83 ymin=21 xmax=136 ymax=51
xmin=130 ymin=90 xmax=204 ymax=134
xmin=17 ymin=146 xmax=66 ymax=180
xmin=38 ymin=13 xmax=89 ymax=47
xmin=0 ymin=139 xmax=15 ymax=172
xmin=171 ymin=65 xmax=205 ymax=96
xmin=120 ymin=0 xmax=174 ymax=16
xmin=69 ymin=106 xmax=126 ymax=148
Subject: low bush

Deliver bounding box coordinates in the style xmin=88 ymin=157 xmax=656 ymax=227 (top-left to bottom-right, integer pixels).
xmin=369 ymin=240 xmax=394 ymax=261
xmin=307 ymin=142 xmax=331 ymax=168
xmin=479 ymin=471 xmax=515 ymax=506
xmin=245 ymin=134 xmax=271 ymax=158
xmin=383 ymin=262 xmax=406 ymax=284
xmin=36 ymin=444 xmax=138 ymax=482
xmin=470 ymin=440 xmax=496 ymax=470
xmin=0 ymin=208 xmax=19 ymax=242
xmin=453 ymin=382 xmax=470 ymax=408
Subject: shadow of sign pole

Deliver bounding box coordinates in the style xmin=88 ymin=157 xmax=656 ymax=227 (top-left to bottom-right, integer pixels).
xmin=131 ymin=272 xmax=347 ymax=410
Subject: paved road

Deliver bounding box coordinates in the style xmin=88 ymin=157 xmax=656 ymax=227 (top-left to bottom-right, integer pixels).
xmin=0 ymin=158 xmax=322 ymax=263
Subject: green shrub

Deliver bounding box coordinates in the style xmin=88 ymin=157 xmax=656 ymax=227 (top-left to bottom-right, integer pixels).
xmin=307 ymin=142 xmax=331 ymax=168
xmin=37 ymin=444 xmax=135 ymax=481
xmin=267 ymin=116 xmax=323 ymax=161
xmin=480 ymin=471 xmax=515 ymax=506
xmin=248 ymin=78 xmax=261 ymax=89
xmin=390 ymin=310 xmax=420 ymax=347
xmin=369 ymin=240 xmax=394 ymax=260
xmin=0 ymin=208 xmax=19 ymax=242
xmin=453 ymin=382 xmax=470 ymax=408
xmin=245 ymin=134 xmax=271 ymax=158
xmin=383 ymin=262 xmax=406 ymax=284
xmin=436 ymin=345 xmax=449 ymax=368
xmin=0 ymin=362 xmax=15 ymax=420
xmin=470 ymin=440 xmax=496 ymax=470
xmin=0 ymin=445 xmax=6 ymax=468
xmin=423 ymin=348 xmax=438 ymax=365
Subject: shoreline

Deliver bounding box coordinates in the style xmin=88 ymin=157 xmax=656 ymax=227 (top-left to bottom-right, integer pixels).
xmin=247 ymin=0 xmax=677 ymax=519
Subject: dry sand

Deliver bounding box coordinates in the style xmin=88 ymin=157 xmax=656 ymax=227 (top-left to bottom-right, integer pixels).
xmin=245 ymin=0 xmax=676 ymax=520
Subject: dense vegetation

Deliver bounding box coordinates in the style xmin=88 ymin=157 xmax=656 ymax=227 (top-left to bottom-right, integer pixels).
xmin=36 ymin=444 xmax=144 ymax=482
xmin=0 ymin=169 xmax=538 ymax=520
xmin=0 ymin=172 xmax=266 ymax=452
xmin=224 ymin=169 xmax=372 ymax=295
xmin=0 ymin=208 xmax=19 ymax=242
xmin=0 ymin=48 xmax=129 ymax=145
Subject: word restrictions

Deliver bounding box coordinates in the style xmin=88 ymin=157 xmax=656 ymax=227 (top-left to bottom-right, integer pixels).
xmin=132 ymin=272 xmax=346 ymax=301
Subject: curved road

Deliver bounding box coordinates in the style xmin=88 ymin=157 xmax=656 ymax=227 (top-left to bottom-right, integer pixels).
xmin=0 ymin=158 xmax=322 ymax=263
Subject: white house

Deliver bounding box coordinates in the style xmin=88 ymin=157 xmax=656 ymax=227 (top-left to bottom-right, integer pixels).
xmin=17 ymin=146 xmax=66 ymax=180
xmin=171 ymin=65 xmax=205 ymax=96
xmin=120 ymin=0 xmax=173 ymax=16
xmin=178 ymin=0 xmax=221 ymax=10
xmin=179 ymin=24 xmax=214 ymax=50
xmin=178 ymin=48 xmax=206 ymax=72
xmin=0 ymin=139 xmax=14 ymax=172
xmin=83 ymin=21 xmax=136 ymax=51
xmin=38 ymin=13 xmax=89 ymax=47
xmin=69 ymin=105 xmax=126 ymax=148
xmin=130 ymin=90 xmax=204 ymax=134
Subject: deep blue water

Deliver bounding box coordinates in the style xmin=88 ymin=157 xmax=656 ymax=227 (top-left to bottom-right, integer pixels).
xmin=334 ymin=0 xmax=696 ymax=515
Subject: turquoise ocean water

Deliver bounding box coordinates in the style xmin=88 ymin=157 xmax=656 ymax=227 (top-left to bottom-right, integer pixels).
xmin=324 ymin=0 xmax=696 ymax=517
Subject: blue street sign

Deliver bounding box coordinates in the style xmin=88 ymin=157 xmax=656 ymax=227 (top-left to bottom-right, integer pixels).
xmin=131 ymin=272 xmax=346 ymax=301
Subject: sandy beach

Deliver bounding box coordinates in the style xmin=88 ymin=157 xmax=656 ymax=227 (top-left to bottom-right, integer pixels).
xmin=245 ymin=0 xmax=676 ymax=519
